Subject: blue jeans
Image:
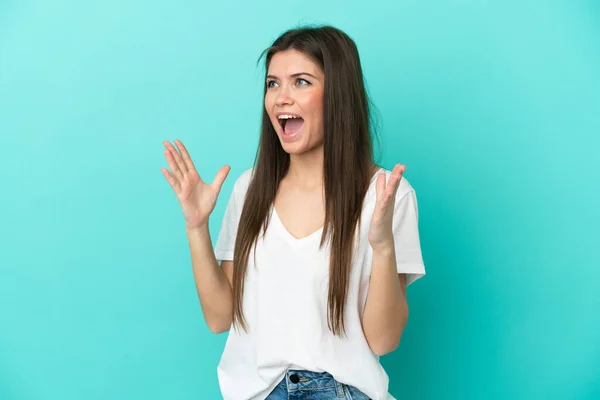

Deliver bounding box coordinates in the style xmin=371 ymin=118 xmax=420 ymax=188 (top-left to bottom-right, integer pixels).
xmin=265 ymin=369 xmax=371 ymax=399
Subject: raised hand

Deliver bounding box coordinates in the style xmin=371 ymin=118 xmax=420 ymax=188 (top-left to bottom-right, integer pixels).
xmin=161 ymin=140 xmax=230 ymax=230
xmin=368 ymin=164 xmax=406 ymax=252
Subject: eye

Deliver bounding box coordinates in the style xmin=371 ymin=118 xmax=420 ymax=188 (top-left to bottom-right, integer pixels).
xmin=296 ymin=78 xmax=310 ymax=86
xmin=266 ymin=80 xmax=278 ymax=89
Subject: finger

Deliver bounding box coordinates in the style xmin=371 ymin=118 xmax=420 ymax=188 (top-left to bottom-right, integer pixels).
xmin=164 ymin=141 xmax=188 ymax=174
xmin=161 ymin=168 xmax=180 ymax=192
xmin=211 ymin=165 xmax=231 ymax=192
xmin=164 ymin=149 xmax=183 ymax=181
xmin=376 ymin=172 xmax=386 ymax=203
xmin=388 ymin=164 xmax=406 ymax=197
xmin=174 ymin=140 xmax=198 ymax=174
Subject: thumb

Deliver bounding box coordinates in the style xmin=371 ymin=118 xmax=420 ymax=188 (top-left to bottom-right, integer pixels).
xmin=212 ymin=165 xmax=231 ymax=192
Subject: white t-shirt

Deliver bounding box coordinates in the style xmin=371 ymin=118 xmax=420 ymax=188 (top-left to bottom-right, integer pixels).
xmin=214 ymin=167 xmax=426 ymax=400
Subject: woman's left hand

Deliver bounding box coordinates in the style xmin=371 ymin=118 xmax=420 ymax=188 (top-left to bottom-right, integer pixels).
xmin=368 ymin=164 xmax=406 ymax=252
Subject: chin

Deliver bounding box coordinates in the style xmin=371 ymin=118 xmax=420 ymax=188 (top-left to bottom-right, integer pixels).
xmin=280 ymin=140 xmax=323 ymax=156
xmin=279 ymin=141 xmax=305 ymax=154
xmin=274 ymin=124 xmax=322 ymax=155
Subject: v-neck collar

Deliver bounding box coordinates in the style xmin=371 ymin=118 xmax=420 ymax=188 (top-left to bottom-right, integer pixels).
xmin=271 ymin=206 xmax=324 ymax=246
xmin=269 ymin=167 xmax=384 ymax=245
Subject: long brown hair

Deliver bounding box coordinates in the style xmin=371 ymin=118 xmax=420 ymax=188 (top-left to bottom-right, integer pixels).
xmin=232 ymin=25 xmax=379 ymax=336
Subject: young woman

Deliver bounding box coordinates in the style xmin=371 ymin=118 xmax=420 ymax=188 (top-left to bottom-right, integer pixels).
xmin=161 ymin=26 xmax=426 ymax=400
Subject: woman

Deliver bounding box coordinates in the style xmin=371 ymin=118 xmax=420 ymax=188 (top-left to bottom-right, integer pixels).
xmin=161 ymin=26 xmax=425 ymax=400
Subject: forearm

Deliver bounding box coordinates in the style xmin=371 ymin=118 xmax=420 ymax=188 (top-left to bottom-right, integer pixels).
xmin=362 ymin=245 xmax=409 ymax=356
xmin=186 ymin=225 xmax=233 ymax=333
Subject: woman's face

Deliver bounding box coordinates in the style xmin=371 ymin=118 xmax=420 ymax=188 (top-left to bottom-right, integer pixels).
xmin=264 ymin=49 xmax=325 ymax=155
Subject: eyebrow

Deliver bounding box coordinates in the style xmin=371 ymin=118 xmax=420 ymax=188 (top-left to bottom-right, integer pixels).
xmin=266 ymin=72 xmax=319 ymax=81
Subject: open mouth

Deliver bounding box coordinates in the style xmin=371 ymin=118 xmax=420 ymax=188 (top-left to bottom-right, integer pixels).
xmin=278 ymin=114 xmax=305 ymax=135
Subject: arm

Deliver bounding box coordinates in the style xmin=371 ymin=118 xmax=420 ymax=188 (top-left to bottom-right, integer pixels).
xmin=362 ymin=245 xmax=409 ymax=356
xmin=160 ymin=139 xmax=234 ymax=334
xmin=187 ymin=225 xmax=234 ymax=334
xmin=361 ymin=164 xmax=415 ymax=356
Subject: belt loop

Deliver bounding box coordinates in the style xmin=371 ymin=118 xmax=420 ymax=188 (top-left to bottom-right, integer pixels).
xmin=335 ymin=379 xmax=345 ymax=398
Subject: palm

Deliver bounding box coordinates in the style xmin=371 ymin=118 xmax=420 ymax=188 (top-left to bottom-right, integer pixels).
xmin=161 ymin=140 xmax=230 ymax=229
xmin=177 ymin=173 xmax=219 ymax=228
xmin=368 ymin=164 xmax=406 ymax=250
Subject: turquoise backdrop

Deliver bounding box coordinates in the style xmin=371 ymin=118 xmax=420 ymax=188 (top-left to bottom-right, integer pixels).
xmin=1 ymin=1 xmax=598 ymax=399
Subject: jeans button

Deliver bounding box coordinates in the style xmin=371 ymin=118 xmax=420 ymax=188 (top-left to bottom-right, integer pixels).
xmin=289 ymin=374 xmax=300 ymax=384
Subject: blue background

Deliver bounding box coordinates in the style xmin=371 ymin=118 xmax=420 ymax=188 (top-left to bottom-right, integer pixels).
xmin=1 ymin=1 xmax=599 ymax=399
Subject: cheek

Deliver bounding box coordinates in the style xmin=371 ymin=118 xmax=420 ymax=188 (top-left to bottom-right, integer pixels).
xmin=264 ymin=93 xmax=274 ymax=111
xmin=264 ymin=95 xmax=277 ymax=123
xmin=301 ymin=92 xmax=324 ymax=121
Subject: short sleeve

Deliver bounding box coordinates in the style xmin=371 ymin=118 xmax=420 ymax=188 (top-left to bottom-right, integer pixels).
xmin=392 ymin=189 xmax=426 ymax=285
xmin=214 ymin=170 xmax=252 ymax=262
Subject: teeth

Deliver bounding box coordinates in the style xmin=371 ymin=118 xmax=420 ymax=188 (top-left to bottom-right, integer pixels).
xmin=278 ymin=114 xmax=301 ymax=119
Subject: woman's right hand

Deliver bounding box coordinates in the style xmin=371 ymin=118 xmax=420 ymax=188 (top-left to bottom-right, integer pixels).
xmin=161 ymin=140 xmax=231 ymax=230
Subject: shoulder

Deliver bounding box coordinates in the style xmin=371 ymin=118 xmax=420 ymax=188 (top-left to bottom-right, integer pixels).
xmin=231 ymin=167 xmax=255 ymax=197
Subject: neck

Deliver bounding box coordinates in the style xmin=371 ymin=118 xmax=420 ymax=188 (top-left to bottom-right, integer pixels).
xmin=286 ymin=146 xmax=324 ymax=189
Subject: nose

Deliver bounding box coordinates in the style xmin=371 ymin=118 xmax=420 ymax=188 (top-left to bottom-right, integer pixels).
xmin=275 ymin=84 xmax=294 ymax=107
